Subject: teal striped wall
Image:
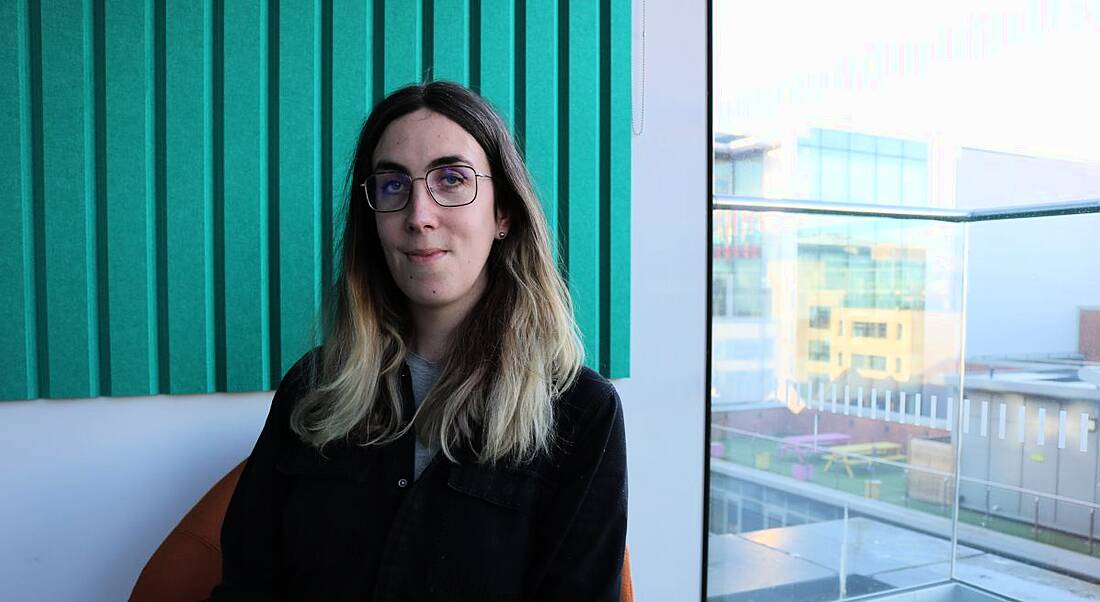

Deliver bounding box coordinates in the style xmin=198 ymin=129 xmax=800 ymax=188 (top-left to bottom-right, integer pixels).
xmin=0 ymin=0 xmax=631 ymax=401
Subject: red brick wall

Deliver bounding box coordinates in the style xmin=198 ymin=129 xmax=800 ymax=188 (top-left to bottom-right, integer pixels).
xmin=1081 ymin=308 xmax=1100 ymax=362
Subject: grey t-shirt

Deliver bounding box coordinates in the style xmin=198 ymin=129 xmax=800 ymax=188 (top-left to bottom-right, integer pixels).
xmin=406 ymin=351 xmax=442 ymax=480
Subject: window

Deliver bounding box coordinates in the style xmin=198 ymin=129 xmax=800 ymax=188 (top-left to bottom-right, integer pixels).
xmin=809 ymin=306 xmax=831 ymax=329
xmin=852 ymin=321 xmax=887 ymax=338
xmin=711 ymin=2 xmax=1100 ymax=600
xmin=713 ymin=154 xmax=734 ymax=195
xmin=808 ymin=340 xmax=830 ymax=362
xmin=852 ymin=353 xmax=887 ymax=370
xmin=712 ymin=274 xmax=732 ymax=317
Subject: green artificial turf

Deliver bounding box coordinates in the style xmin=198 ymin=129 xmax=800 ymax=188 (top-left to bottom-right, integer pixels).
xmin=713 ymin=435 xmax=1100 ymax=558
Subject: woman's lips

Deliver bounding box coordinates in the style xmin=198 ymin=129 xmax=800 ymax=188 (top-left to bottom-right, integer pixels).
xmin=405 ymin=250 xmax=447 ymax=264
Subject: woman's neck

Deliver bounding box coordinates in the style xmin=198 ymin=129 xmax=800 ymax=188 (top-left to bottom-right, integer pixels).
xmin=407 ymin=268 xmax=489 ymax=363
xmin=409 ymin=305 xmax=465 ymax=362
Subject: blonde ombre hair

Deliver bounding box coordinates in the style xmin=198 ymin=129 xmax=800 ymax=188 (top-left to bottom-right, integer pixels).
xmin=290 ymin=81 xmax=584 ymax=466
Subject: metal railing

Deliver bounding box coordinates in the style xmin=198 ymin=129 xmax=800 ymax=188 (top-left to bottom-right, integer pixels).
xmin=711 ymin=423 xmax=1100 ymax=555
xmin=712 ymin=194 xmax=1100 ymax=223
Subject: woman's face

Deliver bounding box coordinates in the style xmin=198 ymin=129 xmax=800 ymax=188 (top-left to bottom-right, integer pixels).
xmin=372 ymin=108 xmax=509 ymax=319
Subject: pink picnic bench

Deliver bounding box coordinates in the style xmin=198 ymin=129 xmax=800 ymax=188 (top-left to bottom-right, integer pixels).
xmin=779 ymin=433 xmax=851 ymax=462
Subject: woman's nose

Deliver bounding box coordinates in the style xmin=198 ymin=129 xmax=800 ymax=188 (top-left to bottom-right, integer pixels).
xmin=404 ymin=179 xmax=438 ymax=231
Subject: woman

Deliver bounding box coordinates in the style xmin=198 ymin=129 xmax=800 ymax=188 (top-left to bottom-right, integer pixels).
xmin=208 ymin=81 xmax=628 ymax=601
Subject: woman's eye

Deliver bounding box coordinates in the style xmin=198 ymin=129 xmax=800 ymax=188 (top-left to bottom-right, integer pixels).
xmin=380 ymin=178 xmax=405 ymax=194
xmin=437 ymin=169 xmax=468 ymax=187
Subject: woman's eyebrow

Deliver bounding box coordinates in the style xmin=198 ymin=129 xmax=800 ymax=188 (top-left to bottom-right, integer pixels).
xmin=372 ymin=155 xmax=475 ymax=173
xmin=426 ymin=155 xmax=474 ymax=169
xmin=372 ymin=159 xmax=408 ymax=173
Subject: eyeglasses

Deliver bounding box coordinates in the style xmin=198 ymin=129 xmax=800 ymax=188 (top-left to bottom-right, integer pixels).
xmin=361 ymin=164 xmax=493 ymax=213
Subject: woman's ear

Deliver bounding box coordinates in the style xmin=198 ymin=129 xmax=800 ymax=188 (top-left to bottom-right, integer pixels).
xmin=495 ymin=208 xmax=512 ymax=238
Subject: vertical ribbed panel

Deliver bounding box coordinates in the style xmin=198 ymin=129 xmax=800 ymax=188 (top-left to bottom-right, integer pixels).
xmin=565 ymin=1 xmax=601 ymax=369
xmin=221 ymin=0 xmax=264 ymax=392
xmin=0 ymin=0 xmax=34 ymax=400
xmin=0 ymin=0 xmax=631 ymax=401
xmin=605 ymin=0 xmax=630 ymax=377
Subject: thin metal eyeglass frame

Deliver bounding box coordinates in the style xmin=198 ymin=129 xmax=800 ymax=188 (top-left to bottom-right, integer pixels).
xmin=360 ymin=165 xmax=494 ymax=213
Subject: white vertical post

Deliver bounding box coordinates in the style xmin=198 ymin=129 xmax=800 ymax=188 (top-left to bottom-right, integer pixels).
xmin=1058 ymin=410 xmax=1067 ymax=449
xmin=915 ymin=393 xmax=923 ymax=426
xmin=832 ymin=383 xmax=838 ymax=414
xmin=871 ymin=388 xmax=878 ymax=420
xmin=900 ymin=391 xmax=907 ymax=425
xmin=1081 ymin=414 xmax=1090 ymax=453
xmin=930 ymin=395 xmax=938 ymax=429
xmin=947 ymin=397 xmax=954 ymax=431
xmin=998 ymin=403 xmax=1006 ymax=439
xmin=962 ymin=398 xmax=971 ymax=434
xmin=857 ymin=387 xmax=864 ymax=417
xmin=839 ymin=505 xmax=849 ymax=600
xmin=885 ymin=390 xmax=892 ymax=422
xmin=814 ymin=414 xmax=820 ymax=452
xmin=980 ymin=401 xmax=988 ymax=437
xmin=1038 ymin=408 xmax=1047 ymax=446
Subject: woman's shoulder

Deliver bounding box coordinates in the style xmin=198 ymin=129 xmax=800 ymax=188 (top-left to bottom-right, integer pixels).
xmin=282 ymin=346 xmax=323 ymax=387
xmin=553 ymin=366 xmax=623 ymax=444
xmin=268 ymin=346 xmax=324 ymax=416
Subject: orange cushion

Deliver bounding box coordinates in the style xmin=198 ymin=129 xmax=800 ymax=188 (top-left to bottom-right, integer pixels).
xmin=130 ymin=462 xmax=244 ymax=602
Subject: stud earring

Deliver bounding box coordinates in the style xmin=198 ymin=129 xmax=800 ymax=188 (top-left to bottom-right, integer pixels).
xmin=498 ymin=231 xmax=506 ymax=239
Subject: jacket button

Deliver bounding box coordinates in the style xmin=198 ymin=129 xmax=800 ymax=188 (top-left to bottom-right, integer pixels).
xmin=397 ymin=478 xmax=409 ymax=488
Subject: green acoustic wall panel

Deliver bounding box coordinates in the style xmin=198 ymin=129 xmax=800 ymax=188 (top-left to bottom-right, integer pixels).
xmin=478 ymin=0 xmax=514 ymax=129
xmin=1 ymin=0 xmax=34 ymax=400
xmin=0 ymin=0 xmax=631 ymax=401
xmin=431 ymin=0 xmax=470 ymax=85
xmin=566 ymin=1 xmax=600 ymax=370
xmin=607 ymin=0 xmax=631 ymax=377
xmin=523 ymin=0 xmax=558 ymax=253
xmin=221 ymin=0 xmax=265 ymax=392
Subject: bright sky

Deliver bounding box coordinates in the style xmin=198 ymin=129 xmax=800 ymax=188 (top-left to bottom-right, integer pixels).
xmin=713 ymin=0 xmax=1100 ymax=162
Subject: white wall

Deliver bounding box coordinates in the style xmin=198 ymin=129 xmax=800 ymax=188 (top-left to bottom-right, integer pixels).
xmin=617 ymin=0 xmax=707 ymax=599
xmin=958 ymin=148 xmax=1100 ymax=357
xmin=0 ymin=393 xmax=273 ymax=601
xmin=0 ymin=2 xmax=708 ymax=599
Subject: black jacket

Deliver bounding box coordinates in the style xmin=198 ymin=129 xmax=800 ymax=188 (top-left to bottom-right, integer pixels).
xmin=207 ymin=349 xmax=628 ymax=601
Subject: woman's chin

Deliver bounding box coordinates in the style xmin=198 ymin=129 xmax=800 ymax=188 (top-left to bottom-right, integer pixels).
xmin=403 ymin=289 xmax=460 ymax=311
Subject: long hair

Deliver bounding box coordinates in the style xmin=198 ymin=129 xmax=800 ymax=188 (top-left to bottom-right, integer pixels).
xmin=290 ymin=81 xmax=584 ymax=466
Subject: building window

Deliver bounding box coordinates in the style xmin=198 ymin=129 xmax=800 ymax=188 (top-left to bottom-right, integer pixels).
xmin=838 ymin=319 xmax=844 ymax=335
xmin=853 ymin=321 xmax=888 ymax=338
xmin=809 ymin=340 xmax=831 ymax=362
xmin=712 ymin=274 xmax=732 ymax=317
xmin=852 ymin=353 xmax=887 ymax=370
xmin=897 ymin=323 xmax=903 ymax=340
xmin=809 ymin=306 xmax=831 ymax=329
xmin=713 ymin=155 xmax=734 ymax=195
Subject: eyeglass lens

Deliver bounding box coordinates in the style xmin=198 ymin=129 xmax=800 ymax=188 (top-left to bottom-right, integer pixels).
xmin=366 ymin=165 xmax=478 ymax=211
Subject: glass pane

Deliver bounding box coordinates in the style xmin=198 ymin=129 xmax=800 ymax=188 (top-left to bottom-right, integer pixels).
xmin=712 ymin=1 xmax=1100 ymax=597
xmin=713 ymin=1 xmax=1100 ymax=211
xmin=958 ymin=212 xmax=1100 ymax=593
xmin=709 ymin=210 xmax=965 ymax=600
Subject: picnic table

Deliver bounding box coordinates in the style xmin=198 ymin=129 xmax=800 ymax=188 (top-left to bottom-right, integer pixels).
xmin=779 ymin=433 xmax=851 ymax=462
xmin=821 ymin=441 xmax=905 ymax=478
